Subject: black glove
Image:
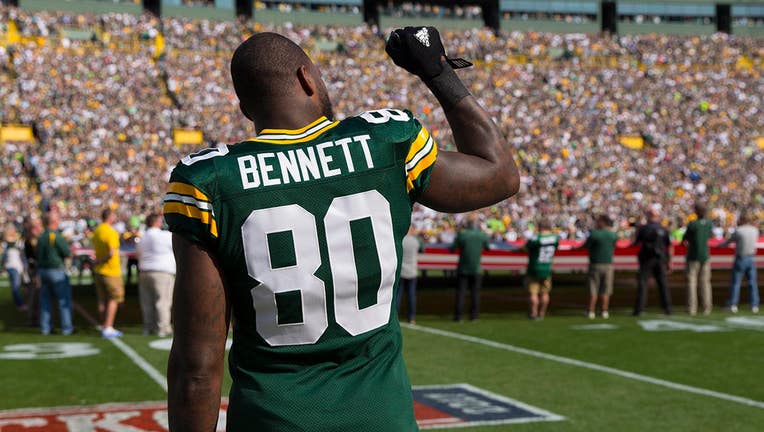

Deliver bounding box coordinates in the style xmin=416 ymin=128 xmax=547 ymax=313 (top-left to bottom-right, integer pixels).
xmin=385 ymin=26 xmax=473 ymax=112
xmin=385 ymin=26 xmax=446 ymax=81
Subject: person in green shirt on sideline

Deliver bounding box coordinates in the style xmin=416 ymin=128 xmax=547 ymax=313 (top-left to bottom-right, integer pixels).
xmin=682 ymin=202 xmax=714 ymax=315
xmin=523 ymin=219 xmax=559 ymax=320
xmin=36 ymin=211 xmax=74 ymax=336
xmin=580 ymin=214 xmax=618 ymax=319
xmin=451 ymin=217 xmax=490 ymax=322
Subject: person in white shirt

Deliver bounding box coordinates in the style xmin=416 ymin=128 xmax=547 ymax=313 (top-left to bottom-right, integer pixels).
xmin=3 ymin=226 xmax=27 ymax=311
xmin=136 ymin=213 xmax=176 ymax=336
xmin=397 ymin=227 xmax=422 ymax=324
xmin=719 ymin=213 xmax=760 ymax=314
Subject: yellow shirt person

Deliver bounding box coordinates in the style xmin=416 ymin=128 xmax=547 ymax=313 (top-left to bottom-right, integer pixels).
xmin=91 ymin=209 xmax=124 ymax=338
xmin=93 ymin=222 xmax=121 ymax=277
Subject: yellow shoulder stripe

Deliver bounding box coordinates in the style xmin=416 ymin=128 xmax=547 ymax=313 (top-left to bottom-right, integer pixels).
xmin=163 ymin=202 xmax=218 ymax=238
xmin=168 ymin=182 xmax=209 ymax=202
xmin=252 ymin=121 xmax=340 ymax=145
xmin=406 ymin=145 xmax=437 ymax=193
xmin=258 ymin=116 xmax=329 ymax=136
xmin=405 ymin=127 xmax=431 ymax=163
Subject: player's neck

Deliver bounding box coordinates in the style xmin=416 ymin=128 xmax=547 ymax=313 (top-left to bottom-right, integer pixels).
xmin=253 ymin=105 xmax=325 ymax=135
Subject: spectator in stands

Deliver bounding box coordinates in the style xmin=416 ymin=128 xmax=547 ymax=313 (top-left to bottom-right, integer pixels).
xmin=397 ymin=226 xmax=422 ymax=324
xmin=0 ymin=7 xmax=762 ymax=260
xmin=719 ymin=213 xmax=760 ymax=314
xmin=136 ymin=213 xmax=175 ymax=337
xmin=36 ymin=211 xmax=74 ymax=335
xmin=580 ymin=214 xmax=617 ymax=319
xmin=632 ymin=207 xmax=673 ymax=316
xmin=451 ymin=217 xmax=489 ymax=322
xmin=682 ymin=202 xmax=714 ymax=316
xmin=524 ymin=218 xmax=560 ymax=320
xmin=3 ymin=225 xmax=27 ymax=311
xmin=92 ymin=208 xmax=124 ymax=338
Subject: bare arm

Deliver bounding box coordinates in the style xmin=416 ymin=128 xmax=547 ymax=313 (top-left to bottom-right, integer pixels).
xmin=419 ymin=95 xmax=520 ymax=213
xmin=93 ymin=247 xmax=117 ymax=266
xmin=383 ymin=28 xmax=518 ymax=212
xmin=168 ymin=234 xmax=230 ymax=432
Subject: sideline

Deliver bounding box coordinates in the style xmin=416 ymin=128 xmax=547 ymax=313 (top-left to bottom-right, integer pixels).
xmin=74 ymin=302 xmax=168 ymax=392
xmin=402 ymin=322 xmax=764 ymax=409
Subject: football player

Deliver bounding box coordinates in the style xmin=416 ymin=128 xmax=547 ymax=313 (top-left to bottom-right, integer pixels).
xmin=166 ymin=27 xmax=520 ymax=431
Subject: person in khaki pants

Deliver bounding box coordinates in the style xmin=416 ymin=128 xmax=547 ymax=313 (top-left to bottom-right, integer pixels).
xmin=682 ymin=202 xmax=714 ymax=316
xmin=136 ymin=213 xmax=176 ymax=337
xmin=92 ymin=209 xmax=124 ymax=338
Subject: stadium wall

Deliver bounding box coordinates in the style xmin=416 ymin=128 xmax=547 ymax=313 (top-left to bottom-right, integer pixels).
xmin=18 ymin=0 xmax=141 ymax=15
xmin=15 ymin=1 xmax=764 ymax=35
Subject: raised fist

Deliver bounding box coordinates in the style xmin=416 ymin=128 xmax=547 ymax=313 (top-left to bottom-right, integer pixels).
xmin=385 ymin=26 xmax=446 ymax=80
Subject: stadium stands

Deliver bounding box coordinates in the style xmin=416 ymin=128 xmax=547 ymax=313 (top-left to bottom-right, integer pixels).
xmin=0 ymin=5 xmax=762 ymax=245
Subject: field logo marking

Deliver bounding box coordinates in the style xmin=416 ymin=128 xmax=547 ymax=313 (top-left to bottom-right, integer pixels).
xmin=644 ymin=313 xmax=764 ymax=333
xmin=637 ymin=320 xmax=727 ymax=333
xmin=402 ymin=323 xmax=764 ymax=409
xmin=725 ymin=316 xmax=764 ymax=328
xmin=570 ymin=323 xmax=619 ymax=330
xmin=0 ymin=385 xmax=562 ymax=432
xmin=0 ymin=400 xmax=228 ymax=431
xmin=0 ymin=343 xmax=99 ymax=360
xmin=413 ymin=384 xmax=564 ymax=429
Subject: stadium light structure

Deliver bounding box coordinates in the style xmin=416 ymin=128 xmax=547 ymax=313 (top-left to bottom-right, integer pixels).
xmin=716 ymin=4 xmax=731 ymax=34
xmin=143 ymin=0 xmax=160 ymax=17
xmin=601 ymin=1 xmax=617 ymax=34
xmin=236 ymin=0 xmax=253 ymax=18
xmin=364 ymin=0 xmax=379 ymax=27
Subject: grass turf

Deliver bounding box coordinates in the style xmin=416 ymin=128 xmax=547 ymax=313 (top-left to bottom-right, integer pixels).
xmin=1 ymin=278 xmax=763 ymax=430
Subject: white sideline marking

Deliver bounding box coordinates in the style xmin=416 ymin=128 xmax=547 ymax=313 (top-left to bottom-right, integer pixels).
xmin=402 ymin=323 xmax=764 ymax=409
xmin=74 ymin=302 xmax=168 ymax=392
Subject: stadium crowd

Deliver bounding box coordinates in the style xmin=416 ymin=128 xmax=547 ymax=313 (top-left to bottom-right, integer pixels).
xmin=0 ymin=6 xmax=762 ymax=248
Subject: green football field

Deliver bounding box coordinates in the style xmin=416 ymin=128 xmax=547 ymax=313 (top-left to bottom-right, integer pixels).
xmin=1 ymin=278 xmax=763 ymax=431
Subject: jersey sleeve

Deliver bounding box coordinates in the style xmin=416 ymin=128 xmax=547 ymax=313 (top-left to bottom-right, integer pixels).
xmin=163 ymin=162 xmax=218 ymax=249
xmin=403 ymin=118 xmax=438 ymax=200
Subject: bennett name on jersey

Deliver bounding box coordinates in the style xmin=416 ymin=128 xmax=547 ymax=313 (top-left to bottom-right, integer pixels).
xmin=237 ymin=133 xmax=374 ymax=189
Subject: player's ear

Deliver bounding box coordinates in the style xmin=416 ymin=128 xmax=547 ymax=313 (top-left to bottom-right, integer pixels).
xmin=296 ymin=65 xmax=316 ymax=97
xmin=239 ymin=102 xmax=253 ymax=122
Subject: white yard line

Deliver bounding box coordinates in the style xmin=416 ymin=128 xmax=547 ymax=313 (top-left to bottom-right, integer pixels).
xmin=73 ymin=302 xmax=168 ymax=392
xmin=402 ymin=323 xmax=764 ymax=409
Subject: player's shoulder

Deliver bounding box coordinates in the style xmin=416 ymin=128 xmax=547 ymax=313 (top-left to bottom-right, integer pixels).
xmin=345 ymin=108 xmax=423 ymax=142
xmin=169 ymin=144 xmax=230 ymax=193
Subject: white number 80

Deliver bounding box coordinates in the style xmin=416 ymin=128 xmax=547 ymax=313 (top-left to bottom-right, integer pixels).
xmin=242 ymin=190 xmax=398 ymax=346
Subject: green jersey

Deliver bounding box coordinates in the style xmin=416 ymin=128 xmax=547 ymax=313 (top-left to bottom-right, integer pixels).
xmin=451 ymin=228 xmax=489 ymax=275
xmin=525 ymin=233 xmax=559 ymax=278
xmin=583 ymin=229 xmax=618 ymax=264
xmin=164 ymin=110 xmax=437 ymax=431
xmin=683 ymin=218 xmax=713 ymax=263
xmin=36 ymin=229 xmax=70 ymax=269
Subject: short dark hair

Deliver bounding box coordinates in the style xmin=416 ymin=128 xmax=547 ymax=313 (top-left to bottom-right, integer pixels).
xmin=146 ymin=213 xmax=161 ymax=227
xmin=694 ymin=202 xmax=707 ymax=218
xmin=230 ymin=32 xmax=312 ymax=105
xmin=102 ymin=208 xmax=114 ymax=222
xmin=597 ymin=214 xmax=613 ymax=227
xmin=738 ymin=213 xmax=749 ymax=224
xmin=42 ymin=212 xmax=56 ymax=228
xmin=538 ymin=218 xmax=552 ymax=231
